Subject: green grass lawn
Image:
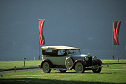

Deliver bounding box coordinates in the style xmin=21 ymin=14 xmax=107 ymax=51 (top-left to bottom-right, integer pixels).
xmin=102 ymin=59 xmax=126 ymax=64
xmin=0 ymin=60 xmax=41 ymax=71
xmin=0 ymin=60 xmax=126 ymax=84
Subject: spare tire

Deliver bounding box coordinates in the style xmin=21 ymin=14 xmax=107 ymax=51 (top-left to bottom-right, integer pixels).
xmin=65 ymin=57 xmax=73 ymax=70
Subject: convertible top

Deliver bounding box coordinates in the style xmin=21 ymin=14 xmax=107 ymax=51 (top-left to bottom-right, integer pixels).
xmin=41 ymin=46 xmax=80 ymax=50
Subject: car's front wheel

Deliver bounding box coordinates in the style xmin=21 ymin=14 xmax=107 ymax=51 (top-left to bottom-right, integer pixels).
xmin=42 ymin=62 xmax=51 ymax=73
xmin=92 ymin=66 xmax=101 ymax=73
xmin=75 ymin=62 xmax=85 ymax=73
xmin=92 ymin=59 xmax=102 ymax=73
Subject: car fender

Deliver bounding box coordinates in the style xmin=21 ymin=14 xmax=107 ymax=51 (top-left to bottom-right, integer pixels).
xmin=41 ymin=59 xmax=53 ymax=68
xmin=71 ymin=59 xmax=86 ymax=69
xmin=96 ymin=59 xmax=102 ymax=65
xmin=93 ymin=59 xmax=102 ymax=66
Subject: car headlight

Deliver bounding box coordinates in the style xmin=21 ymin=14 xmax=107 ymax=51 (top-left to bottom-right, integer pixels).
xmin=93 ymin=56 xmax=97 ymax=60
xmin=85 ymin=56 xmax=89 ymax=61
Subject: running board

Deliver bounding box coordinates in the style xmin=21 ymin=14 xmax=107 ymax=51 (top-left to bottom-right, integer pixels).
xmin=50 ymin=68 xmax=67 ymax=70
xmin=85 ymin=66 xmax=103 ymax=70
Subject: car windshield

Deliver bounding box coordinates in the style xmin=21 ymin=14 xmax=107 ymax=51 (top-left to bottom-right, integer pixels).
xmin=67 ymin=49 xmax=81 ymax=55
xmin=58 ymin=49 xmax=81 ymax=56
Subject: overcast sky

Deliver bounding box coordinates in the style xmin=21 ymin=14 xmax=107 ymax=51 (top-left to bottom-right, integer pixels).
xmin=0 ymin=0 xmax=126 ymax=60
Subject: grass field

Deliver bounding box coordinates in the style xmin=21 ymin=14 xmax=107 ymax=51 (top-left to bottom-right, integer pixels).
xmin=0 ymin=60 xmax=126 ymax=84
xmin=0 ymin=60 xmax=41 ymax=71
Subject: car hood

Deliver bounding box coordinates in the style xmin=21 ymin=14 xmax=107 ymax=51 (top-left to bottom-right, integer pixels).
xmin=71 ymin=54 xmax=88 ymax=57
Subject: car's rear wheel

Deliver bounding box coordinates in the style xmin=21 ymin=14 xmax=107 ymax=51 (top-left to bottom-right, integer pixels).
xmin=42 ymin=62 xmax=51 ymax=73
xmin=75 ymin=62 xmax=85 ymax=73
xmin=59 ymin=70 xmax=66 ymax=73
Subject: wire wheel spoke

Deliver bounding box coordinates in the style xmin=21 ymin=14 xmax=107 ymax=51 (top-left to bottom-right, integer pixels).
xmin=78 ymin=65 xmax=82 ymax=71
xmin=44 ymin=64 xmax=49 ymax=71
xmin=43 ymin=62 xmax=51 ymax=73
xmin=75 ymin=62 xmax=84 ymax=73
xmin=65 ymin=57 xmax=73 ymax=70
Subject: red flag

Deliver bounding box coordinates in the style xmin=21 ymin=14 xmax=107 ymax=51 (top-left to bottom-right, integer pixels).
xmin=113 ymin=21 xmax=121 ymax=45
xmin=39 ymin=20 xmax=45 ymax=45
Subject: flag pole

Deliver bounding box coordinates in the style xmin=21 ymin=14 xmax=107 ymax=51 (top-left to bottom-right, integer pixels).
xmin=39 ymin=41 xmax=40 ymax=60
xmin=112 ymin=21 xmax=114 ymax=60
xmin=38 ymin=19 xmax=40 ymax=60
xmin=112 ymin=22 xmax=115 ymax=60
xmin=112 ymin=43 xmax=114 ymax=60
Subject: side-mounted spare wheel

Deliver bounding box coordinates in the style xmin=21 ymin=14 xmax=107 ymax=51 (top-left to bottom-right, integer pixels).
xmin=42 ymin=62 xmax=51 ymax=73
xmin=65 ymin=57 xmax=74 ymax=70
xmin=92 ymin=59 xmax=102 ymax=73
